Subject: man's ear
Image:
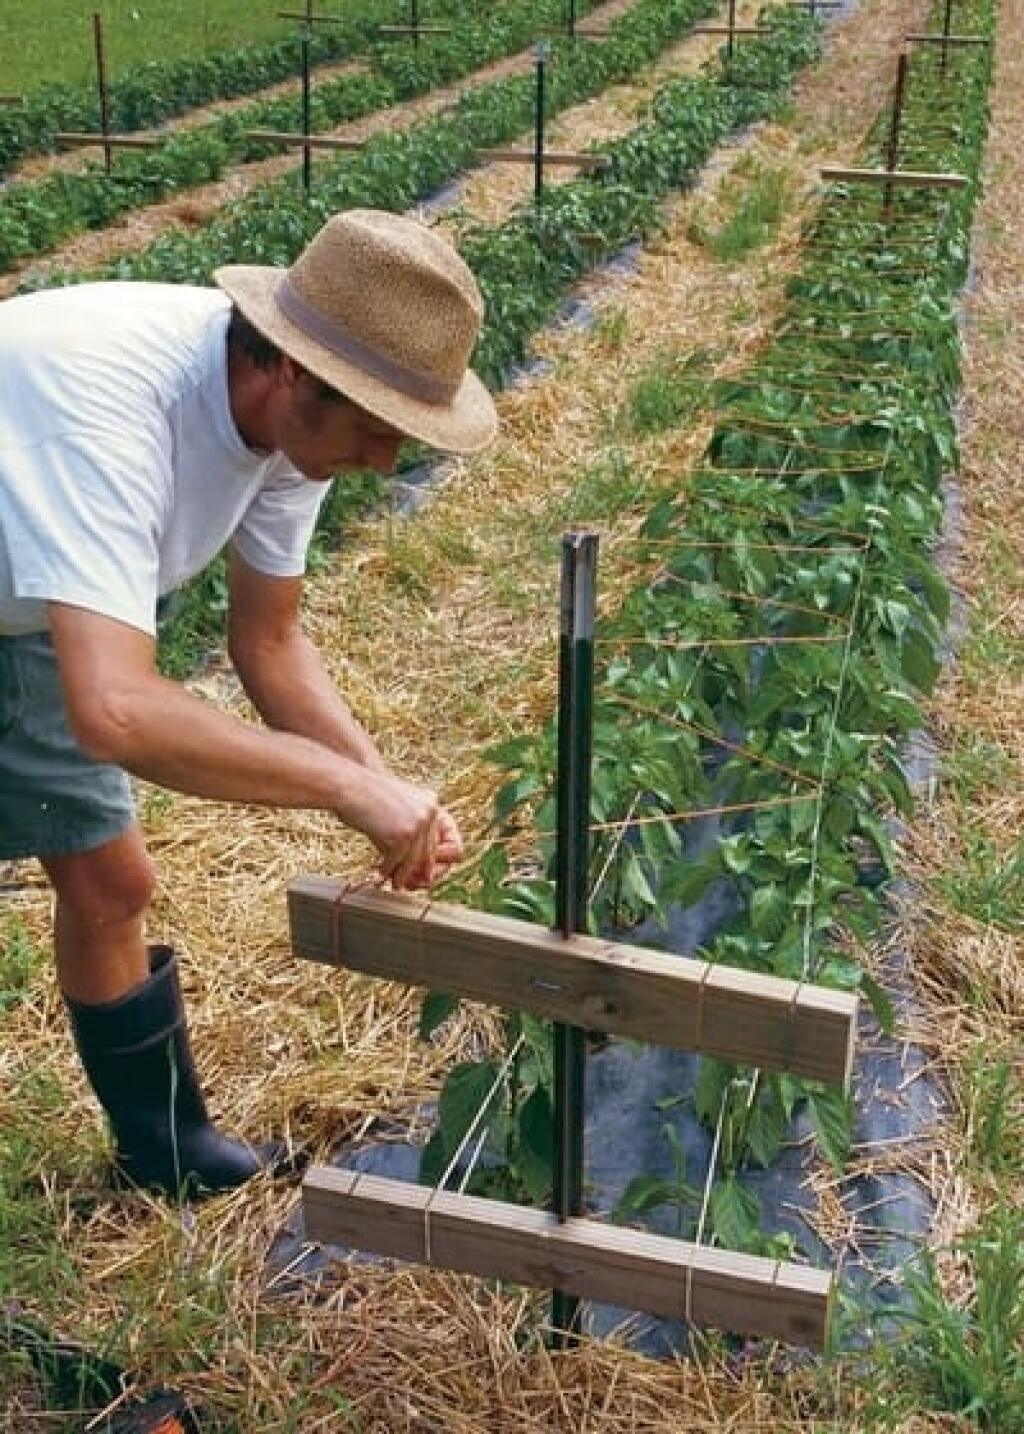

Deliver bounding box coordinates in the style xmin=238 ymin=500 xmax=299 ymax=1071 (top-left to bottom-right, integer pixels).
xmin=278 ymin=354 xmax=305 ymax=390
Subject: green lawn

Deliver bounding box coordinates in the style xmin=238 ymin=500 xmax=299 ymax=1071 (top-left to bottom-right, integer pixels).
xmin=0 ymin=0 xmax=393 ymax=93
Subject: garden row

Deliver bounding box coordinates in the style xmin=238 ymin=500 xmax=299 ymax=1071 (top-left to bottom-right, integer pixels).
xmin=0 ymin=0 xmax=511 ymax=176
xmin=21 ymin=2 xmax=812 ymax=675
xmin=431 ymin=0 xmax=996 ymax=1257
xmin=0 ymin=0 xmax=560 ymax=270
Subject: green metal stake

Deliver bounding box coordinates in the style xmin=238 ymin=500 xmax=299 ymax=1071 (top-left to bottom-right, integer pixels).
xmin=550 ymin=530 xmax=598 ymax=1347
xmin=412 ymin=0 xmax=421 ymax=51
xmin=93 ymin=11 xmax=112 ymax=176
xmin=534 ymin=41 xmax=550 ymax=208
xmin=301 ymin=15 xmax=313 ymax=195
xmin=941 ymin=0 xmax=954 ymax=74
xmin=883 ymin=50 xmax=909 ymax=217
xmin=567 ymin=0 xmax=577 ymax=40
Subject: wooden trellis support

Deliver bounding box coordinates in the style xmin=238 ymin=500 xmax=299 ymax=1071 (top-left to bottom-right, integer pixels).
xmin=377 ymin=25 xmax=452 ymax=37
xmin=278 ymin=9 xmax=346 ymax=21
xmin=288 ymin=882 xmax=858 ymax=1090
xmin=54 ymin=132 xmax=163 ymax=151
xmin=693 ymin=25 xmax=771 ymax=35
xmin=0 ymin=95 xmax=24 ymax=107
xmin=903 ymin=32 xmax=991 ymax=44
xmin=304 ymin=1167 xmax=834 ymax=1347
xmin=820 ymin=166 xmax=967 ymax=189
xmin=243 ymin=130 xmax=609 ymax=169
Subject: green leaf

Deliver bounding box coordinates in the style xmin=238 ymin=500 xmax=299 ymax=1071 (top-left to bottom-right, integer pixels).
xmin=418 ymin=991 xmax=458 ymax=1041
xmin=515 ymin=1085 xmax=553 ymax=1203
xmin=900 ymin=626 xmax=940 ymax=695
xmin=808 ymin=1088 xmax=852 ymax=1171
xmin=860 ymin=970 xmax=896 ymax=1036
xmin=744 ymin=1086 xmax=787 ymax=1169
xmin=710 ymin=1176 xmax=761 ymax=1250
xmin=694 ymin=1057 xmax=733 ymax=1127
xmin=613 ymin=1173 xmax=677 ymax=1223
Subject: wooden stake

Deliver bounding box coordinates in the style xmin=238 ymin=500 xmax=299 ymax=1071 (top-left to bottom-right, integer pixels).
xmin=820 ymin=165 xmax=967 ymax=189
xmin=302 ymin=1168 xmax=835 ymax=1347
xmin=883 ymin=50 xmax=909 ymax=214
xmin=288 ymin=882 xmax=859 ymax=1089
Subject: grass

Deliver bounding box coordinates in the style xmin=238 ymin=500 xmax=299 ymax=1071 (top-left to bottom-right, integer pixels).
xmin=0 ymin=0 xmax=323 ymax=94
xmin=864 ymin=1209 xmax=1024 ymax=1430
xmin=690 ymin=161 xmax=789 ymax=262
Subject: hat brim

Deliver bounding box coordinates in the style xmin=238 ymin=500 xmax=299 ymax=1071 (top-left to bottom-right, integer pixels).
xmin=214 ymin=264 xmax=498 ymax=457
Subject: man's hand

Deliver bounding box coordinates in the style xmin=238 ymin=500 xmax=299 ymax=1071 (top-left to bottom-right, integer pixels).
xmin=349 ymin=770 xmax=463 ymax=890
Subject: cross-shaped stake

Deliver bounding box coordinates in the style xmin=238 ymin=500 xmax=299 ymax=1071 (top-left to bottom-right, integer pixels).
xmin=53 ymin=12 xmax=163 ymax=172
xmin=289 ymin=534 xmax=856 ymax=1349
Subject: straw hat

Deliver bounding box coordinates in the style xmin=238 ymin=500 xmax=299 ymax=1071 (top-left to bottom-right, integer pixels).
xmin=214 ymin=209 xmax=498 ymax=455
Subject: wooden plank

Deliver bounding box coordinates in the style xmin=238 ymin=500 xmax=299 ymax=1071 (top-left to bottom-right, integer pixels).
xmin=821 ymin=165 xmax=968 ymax=189
xmin=0 ymin=95 xmax=23 ymax=107
xmin=244 ymin=129 xmax=367 ymax=150
xmin=693 ymin=25 xmax=771 ymax=34
xmin=288 ymin=881 xmax=857 ymax=1089
xmin=903 ymin=32 xmax=991 ymax=45
xmin=376 ymin=24 xmax=453 ymax=34
xmin=278 ymin=9 xmax=347 ymax=21
xmin=480 ymin=147 xmax=610 ymax=169
xmin=53 ymin=131 xmax=163 ymax=150
xmin=303 ymin=1167 xmax=833 ymax=1348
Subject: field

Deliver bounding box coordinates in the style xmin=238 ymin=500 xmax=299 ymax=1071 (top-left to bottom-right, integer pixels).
xmin=0 ymin=0 xmax=1021 ymax=1429
xmin=0 ymin=0 xmax=312 ymax=93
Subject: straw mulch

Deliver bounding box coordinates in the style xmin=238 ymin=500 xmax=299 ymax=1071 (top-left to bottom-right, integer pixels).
xmin=3 ymin=0 xmax=995 ymax=1426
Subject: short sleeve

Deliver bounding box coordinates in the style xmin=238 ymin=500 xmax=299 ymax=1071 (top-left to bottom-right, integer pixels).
xmin=0 ymin=424 xmax=171 ymax=636
xmin=231 ymin=465 xmax=328 ymax=578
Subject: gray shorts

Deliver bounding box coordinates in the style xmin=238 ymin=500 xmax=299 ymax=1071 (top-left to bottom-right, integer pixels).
xmin=0 ymin=631 xmax=135 ymax=859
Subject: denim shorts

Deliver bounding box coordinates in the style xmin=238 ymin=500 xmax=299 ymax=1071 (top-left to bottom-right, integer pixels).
xmin=0 ymin=631 xmax=135 ymax=859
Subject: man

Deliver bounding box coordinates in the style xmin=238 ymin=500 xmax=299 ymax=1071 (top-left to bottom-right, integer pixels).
xmin=0 ymin=209 xmax=498 ymax=1196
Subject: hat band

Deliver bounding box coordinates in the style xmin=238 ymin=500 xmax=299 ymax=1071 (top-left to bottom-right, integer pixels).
xmin=275 ymin=275 xmax=459 ymax=407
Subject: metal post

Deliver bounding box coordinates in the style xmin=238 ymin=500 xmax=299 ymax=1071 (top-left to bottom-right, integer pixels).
xmin=727 ymin=0 xmax=736 ymax=62
xmin=567 ymin=0 xmax=576 ymax=40
xmin=550 ymin=530 xmax=598 ymax=1347
xmin=93 ymin=11 xmax=112 ymax=176
xmin=412 ymin=0 xmax=420 ymax=51
xmin=883 ymin=50 xmax=909 ymax=215
xmin=301 ymin=19 xmax=312 ymax=195
xmin=534 ymin=41 xmax=549 ymax=208
xmin=941 ymin=0 xmax=954 ymax=74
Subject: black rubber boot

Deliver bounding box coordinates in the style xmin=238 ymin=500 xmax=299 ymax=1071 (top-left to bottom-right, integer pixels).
xmin=65 ymin=946 xmax=287 ymax=1198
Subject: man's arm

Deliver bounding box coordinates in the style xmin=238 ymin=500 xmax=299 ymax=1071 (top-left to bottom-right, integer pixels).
xmin=226 ymin=548 xmax=385 ymax=770
xmin=49 ymin=602 xmax=457 ymax=888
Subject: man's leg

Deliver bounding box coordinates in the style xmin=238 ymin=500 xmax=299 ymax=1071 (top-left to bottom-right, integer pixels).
xmin=40 ymin=824 xmax=154 ymax=1004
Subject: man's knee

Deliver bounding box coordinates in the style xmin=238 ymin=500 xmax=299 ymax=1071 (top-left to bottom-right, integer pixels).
xmin=43 ymin=836 xmax=156 ymax=929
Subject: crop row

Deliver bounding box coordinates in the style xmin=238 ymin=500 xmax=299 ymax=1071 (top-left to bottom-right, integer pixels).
xmin=433 ymin=0 xmax=995 ymax=1255
xmin=0 ymin=0 xmax=720 ymax=276
xmin=0 ymin=0 xmax=511 ymax=177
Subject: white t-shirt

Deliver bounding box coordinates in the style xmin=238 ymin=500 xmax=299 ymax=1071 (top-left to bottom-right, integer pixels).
xmin=0 ymin=282 xmax=327 ymax=636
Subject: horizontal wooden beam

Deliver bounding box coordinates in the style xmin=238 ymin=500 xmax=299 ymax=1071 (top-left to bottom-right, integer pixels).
xmin=303 ymin=1168 xmax=833 ymax=1347
xmin=244 ymin=129 xmax=367 ymax=150
xmin=376 ymin=23 xmax=453 ymax=35
xmin=481 ymin=147 xmax=610 ymax=169
xmin=821 ymin=165 xmax=968 ymax=189
xmin=277 ymin=9 xmax=346 ymax=22
xmin=903 ymin=32 xmax=991 ymax=45
xmin=288 ymin=882 xmax=857 ymax=1089
xmin=53 ymin=131 xmax=163 ymax=150
xmin=0 ymin=95 xmax=23 ymax=106
xmin=693 ymin=25 xmax=771 ymax=35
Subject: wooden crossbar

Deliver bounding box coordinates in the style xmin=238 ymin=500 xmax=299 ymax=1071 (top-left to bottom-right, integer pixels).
xmin=288 ymin=881 xmax=857 ymax=1089
xmin=0 ymin=95 xmax=23 ymax=106
xmin=693 ymin=25 xmax=770 ymax=34
xmin=244 ymin=129 xmax=366 ymax=150
xmin=243 ymin=131 xmax=608 ymax=168
xmin=482 ymin=147 xmax=610 ymax=169
xmin=277 ymin=9 xmax=346 ymax=21
xmin=303 ymin=1167 xmax=833 ymax=1346
xmin=376 ymin=23 xmax=452 ymax=34
xmin=903 ymin=32 xmax=991 ymax=45
xmin=821 ymin=165 xmax=967 ymax=189
xmin=53 ymin=131 xmax=163 ymax=150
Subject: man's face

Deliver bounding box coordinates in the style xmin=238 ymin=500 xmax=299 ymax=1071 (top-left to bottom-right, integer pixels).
xmin=274 ymin=367 xmax=406 ymax=482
